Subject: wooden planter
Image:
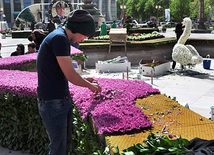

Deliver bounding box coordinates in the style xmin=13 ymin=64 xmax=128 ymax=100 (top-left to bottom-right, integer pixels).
xmin=139 ymin=59 xmax=170 ymax=76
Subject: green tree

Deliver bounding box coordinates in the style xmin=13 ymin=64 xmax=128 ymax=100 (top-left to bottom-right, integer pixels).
xmin=170 ymin=0 xmax=191 ymax=21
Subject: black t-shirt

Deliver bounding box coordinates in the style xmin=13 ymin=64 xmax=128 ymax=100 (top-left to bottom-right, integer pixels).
xmin=36 ymin=27 xmax=70 ymax=100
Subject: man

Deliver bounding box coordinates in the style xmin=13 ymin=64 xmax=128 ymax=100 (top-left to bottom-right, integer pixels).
xmin=111 ymin=21 xmax=117 ymax=28
xmin=28 ymin=29 xmax=46 ymax=50
xmin=36 ymin=10 xmax=101 ymax=155
xmin=26 ymin=43 xmax=36 ymax=54
xmin=53 ymin=1 xmax=67 ymax=24
xmin=100 ymin=22 xmax=107 ymax=36
xmin=30 ymin=20 xmax=35 ymax=31
xmin=46 ymin=20 xmax=55 ymax=33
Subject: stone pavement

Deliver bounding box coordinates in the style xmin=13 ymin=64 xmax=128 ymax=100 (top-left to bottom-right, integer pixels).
xmin=0 ymin=29 xmax=213 ymax=154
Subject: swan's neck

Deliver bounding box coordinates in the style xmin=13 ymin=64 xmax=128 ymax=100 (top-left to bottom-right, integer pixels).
xmin=177 ymin=21 xmax=191 ymax=45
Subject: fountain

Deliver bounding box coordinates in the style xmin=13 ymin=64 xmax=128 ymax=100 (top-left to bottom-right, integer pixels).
xmin=79 ymin=0 xmax=105 ymax=27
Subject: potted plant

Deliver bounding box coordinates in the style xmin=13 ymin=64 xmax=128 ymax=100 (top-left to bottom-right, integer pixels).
xmin=71 ymin=53 xmax=87 ymax=65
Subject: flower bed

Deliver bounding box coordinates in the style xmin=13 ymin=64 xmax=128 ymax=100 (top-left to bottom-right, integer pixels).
xmin=91 ymin=32 xmax=164 ymax=41
xmin=0 ymin=46 xmax=83 ymax=71
xmin=0 ymin=70 xmax=159 ymax=134
xmin=0 ymin=53 xmax=37 ymax=70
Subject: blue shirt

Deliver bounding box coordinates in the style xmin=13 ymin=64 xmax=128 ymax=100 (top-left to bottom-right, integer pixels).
xmin=37 ymin=27 xmax=70 ymax=100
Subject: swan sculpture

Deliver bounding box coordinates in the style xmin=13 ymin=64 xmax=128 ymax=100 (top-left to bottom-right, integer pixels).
xmin=172 ymin=17 xmax=203 ymax=67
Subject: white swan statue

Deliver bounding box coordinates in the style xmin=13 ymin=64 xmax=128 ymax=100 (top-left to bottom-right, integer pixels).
xmin=172 ymin=17 xmax=203 ymax=67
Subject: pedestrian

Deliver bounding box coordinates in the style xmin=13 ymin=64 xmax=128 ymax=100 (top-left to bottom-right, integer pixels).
xmin=20 ymin=22 xmax=25 ymax=30
xmin=172 ymin=16 xmax=186 ymax=70
xmin=36 ymin=9 xmax=102 ymax=155
xmin=10 ymin=44 xmax=25 ymax=56
xmin=41 ymin=20 xmax=46 ymax=31
xmin=2 ymin=14 xmax=6 ymax=21
xmin=100 ymin=22 xmax=107 ymax=36
xmin=26 ymin=43 xmax=36 ymax=54
xmin=28 ymin=29 xmax=46 ymax=50
xmin=111 ymin=21 xmax=117 ymax=28
xmin=46 ymin=20 xmax=55 ymax=33
xmin=30 ymin=20 xmax=35 ymax=31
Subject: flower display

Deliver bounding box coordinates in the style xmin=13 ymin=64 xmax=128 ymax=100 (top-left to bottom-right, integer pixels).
xmin=0 ymin=70 xmax=38 ymax=97
xmin=0 ymin=47 xmax=83 ymax=70
xmin=0 ymin=70 xmax=159 ymax=135
xmin=0 ymin=53 xmax=37 ymax=70
xmin=127 ymin=33 xmax=164 ymax=41
xmin=70 ymin=78 xmax=160 ymax=134
xmin=91 ymin=33 xmax=164 ymax=41
xmin=70 ymin=45 xmax=83 ymax=55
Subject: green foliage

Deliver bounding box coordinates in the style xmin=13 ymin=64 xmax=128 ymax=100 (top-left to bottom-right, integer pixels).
xmin=0 ymin=93 xmax=105 ymax=155
xmin=71 ymin=53 xmax=86 ymax=62
xmin=13 ymin=60 xmax=36 ymax=71
xmin=116 ymin=0 xmax=214 ymax=23
xmin=120 ymin=132 xmax=191 ymax=155
xmin=170 ymin=0 xmax=191 ymax=21
xmin=0 ymin=93 xmax=49 ymax=154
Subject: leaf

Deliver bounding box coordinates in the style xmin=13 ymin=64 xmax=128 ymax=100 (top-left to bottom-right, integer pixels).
xmin=115 ymin=146 xmax=120 ymax=154
xmin=157 ymin=147 xmax=167 ymax=151
xmin=168 ymin=147 xmax=179 ymax=152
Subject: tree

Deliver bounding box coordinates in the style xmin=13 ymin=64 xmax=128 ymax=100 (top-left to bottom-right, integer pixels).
xmin=170 ymin=0 xmax=191 ymax=22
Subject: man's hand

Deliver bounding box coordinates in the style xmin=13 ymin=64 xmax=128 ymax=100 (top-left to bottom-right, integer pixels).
xmin=84 ymin=77 xmax=97 ymax=83
xmin=88 ymin=83 xmax=102 ymax=94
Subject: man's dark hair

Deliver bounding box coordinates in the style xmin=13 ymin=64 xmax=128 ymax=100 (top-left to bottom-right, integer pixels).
xmin=28 ymin=42 xmax=36 ymax=49
xmin=28 ymin=35 xmax=33 ymax=42
xmin=17 ymin=44 xmax=25 ymax=55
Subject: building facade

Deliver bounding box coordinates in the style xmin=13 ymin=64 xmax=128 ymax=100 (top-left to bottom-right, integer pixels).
xmin=0 ymin=0 xmax=117 ymax=27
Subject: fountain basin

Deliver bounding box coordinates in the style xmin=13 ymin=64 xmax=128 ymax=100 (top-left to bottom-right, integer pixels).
xmin=82 ymin=0 xmax=93 ymax=3
xmin=80 ymin=4 xmax=97 ymax=9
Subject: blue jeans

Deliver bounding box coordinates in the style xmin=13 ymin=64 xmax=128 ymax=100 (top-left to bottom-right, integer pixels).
xmin=37 ymin=96 xmax=73 ymax=155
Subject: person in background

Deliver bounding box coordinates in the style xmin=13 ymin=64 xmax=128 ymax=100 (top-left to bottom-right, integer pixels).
xmin=11 ymin=44 xmax=25 ymax=56
xmin=53 ymin=1 xmax=67 ymax=24
xmin=2 ymin=14 xmax=6 ymax=21
xmin=46 ymin=20 xmax=55 ymax=33
xmin=30 ymin=20 xmax=35 ymax=31
xmin=20 ymin=22 xmax=25 ymax=30
xmin=36 ymin=9 xmax=101 ymax=155
xmin=26 ymin=43 xmax=36 ymax=54
xmin=111 ymin=21 xmax=117 ymax=28
xmin=28 ymin=29 xmax=46 ymax=50
xmin=100 ymin=22 xmax=107 ymax=36
xmin=41 ymin=20 xmax=46 ymax=31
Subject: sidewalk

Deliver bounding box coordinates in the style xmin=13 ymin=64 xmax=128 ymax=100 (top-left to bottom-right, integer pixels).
xmin=0 ymin=30 xmax=214 ymax=154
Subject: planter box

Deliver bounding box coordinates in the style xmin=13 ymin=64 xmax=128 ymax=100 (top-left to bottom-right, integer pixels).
xmin=139 ymin=59 xmax=170 ymax=76
xmin=96 ymin=61 xmax=131 ymax=73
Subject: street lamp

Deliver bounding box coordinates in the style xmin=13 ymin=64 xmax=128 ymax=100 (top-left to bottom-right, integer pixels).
xmin=120 ymin=5 xmax=126 ymax=10
xmin=155 ymin=5 xmax=161 ymax=23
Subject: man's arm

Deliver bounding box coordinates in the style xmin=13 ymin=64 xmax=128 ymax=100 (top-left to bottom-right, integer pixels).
xmin=57 ymin=56 xmax=101 ymax=93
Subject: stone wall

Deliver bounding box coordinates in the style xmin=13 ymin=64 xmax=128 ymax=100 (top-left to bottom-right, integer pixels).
xmin=83 ymin=40 xmax=214 ymax=67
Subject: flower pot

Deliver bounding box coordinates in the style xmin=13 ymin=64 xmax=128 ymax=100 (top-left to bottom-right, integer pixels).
xmin=76 ymin=59 xmax=84 ymax=65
